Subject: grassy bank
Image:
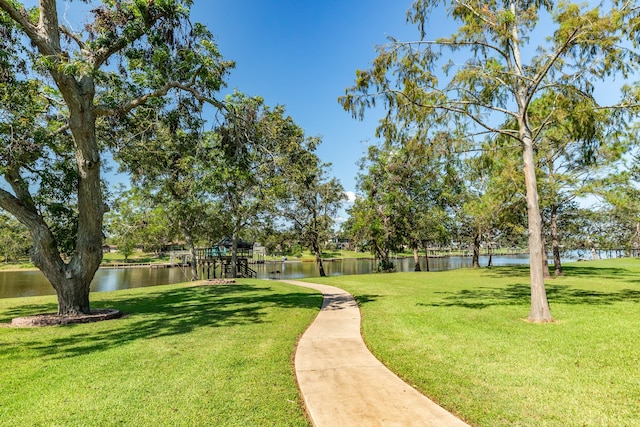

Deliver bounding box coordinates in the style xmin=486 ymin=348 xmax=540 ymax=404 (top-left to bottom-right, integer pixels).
xmin=0 ymin=252 xmax=172 ymax=271
xmin=0 ymin=280 xmax=321 ymax=427
xmin=306 ymin=259 xmax=640 ymax=427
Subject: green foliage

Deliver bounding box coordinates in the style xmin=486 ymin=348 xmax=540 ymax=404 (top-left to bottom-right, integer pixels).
xmin=0 ymin=70 xmax=79 ymax=256
xmin=346 ymin=135 xmax=457 ymax=270
xmin=341 ymin=0 xmax=640 ymax=200
xmin=0 ymin=213 xmax=30 ymax=262
xmin=0 ymin=0 xmax=234 ymax=312
xmin=279 ymin=141 xmax=346 ymax=275
xmin=112 ymin=94 xmax=213 ymax=264
xmin=203 ymin=94 xmax=320 ymax=263
xmin=105 ymin=187 xmax=179 ymax=257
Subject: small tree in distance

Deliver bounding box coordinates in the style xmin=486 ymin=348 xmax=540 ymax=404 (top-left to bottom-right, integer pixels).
xmin=281 ymin=144 xmax=346 ymax=277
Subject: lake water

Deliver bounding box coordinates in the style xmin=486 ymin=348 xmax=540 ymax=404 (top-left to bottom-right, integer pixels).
xmin=0 ymin=255 xmax=536 ymax=299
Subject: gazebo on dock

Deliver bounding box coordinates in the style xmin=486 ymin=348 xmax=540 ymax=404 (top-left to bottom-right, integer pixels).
xmin=196 ymin=237 xmax=256 ymax=279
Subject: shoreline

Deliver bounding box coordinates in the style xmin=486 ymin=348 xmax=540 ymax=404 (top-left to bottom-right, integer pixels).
xmin=0 ymin=252 xmax=533 ymax=273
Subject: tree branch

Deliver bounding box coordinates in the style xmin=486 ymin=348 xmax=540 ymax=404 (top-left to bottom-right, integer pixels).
xmin=527 ymin=26 xmax=581 ymax=107
xmin=59 ymin=24 xmax=86 ymax=51
xmin=95 ymin=79 xmax=226 ymax=118
xmin=90 ymin=9 xmax=169 ymax=68
xmin=0 ymin=0 xmax=54 ymax=54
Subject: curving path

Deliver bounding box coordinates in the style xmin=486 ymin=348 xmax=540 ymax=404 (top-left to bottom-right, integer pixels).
xmin=283 ymin=280 xmax=470 ymax=427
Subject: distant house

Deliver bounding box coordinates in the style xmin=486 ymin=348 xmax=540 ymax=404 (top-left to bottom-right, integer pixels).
xmin=216 ymin=237 xmax=254 ymax=258
xmin=329 ymin=236 xmax=351 ymax=250
xmin=161 ymin=242 xmax=187 ymax=252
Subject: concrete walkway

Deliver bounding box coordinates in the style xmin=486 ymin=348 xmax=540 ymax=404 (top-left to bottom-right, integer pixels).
xmin=283 ymin=280 xmax=470 ymax=427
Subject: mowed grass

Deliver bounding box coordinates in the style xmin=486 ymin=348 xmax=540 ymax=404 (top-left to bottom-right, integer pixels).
xmin=0 ymin=280 xmax=322 ymax=427
xmin=307 ymin=258 xmax=640 ymax=427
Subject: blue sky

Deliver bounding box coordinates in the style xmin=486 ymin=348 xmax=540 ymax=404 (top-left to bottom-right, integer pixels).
xmin=190 ymin=0 xmax=417 ymax=199
xmin=16 ymin=0 xmax=417 ymax=220
xmin=40 ymin=0 xmax=622 ymax=212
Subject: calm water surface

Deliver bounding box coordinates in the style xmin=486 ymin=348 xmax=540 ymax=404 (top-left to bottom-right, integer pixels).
xmin=0 ymin=255 xmax=536 ymax=299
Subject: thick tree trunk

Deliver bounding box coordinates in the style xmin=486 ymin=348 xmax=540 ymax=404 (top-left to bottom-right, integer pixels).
xmin=550 ymin=204 xmax=563 ymax=276
xmin=49 ymin=14 xmax=103 ymax=315
xmin=313 ymin=242 xmax=326 ymax=277
xmin=27 ymin=221 xmax=93 ymax=315
xmin=58 ymin=88 xmax=103 ymax=315
xmin=472 ymin=232 xmax=480 ymax=268
xmin=413 ymin=246 xmax=421 ymax=271
xmin=231 ymin=230 xmax=239 ymax=278
xmin=29 ymin=69 xmax=103 ymax=315
xmin=486 ymin=232 xmax=493 ymax=267
xmin=522 ymin=138 xmax=553 ymax=322
xmin=182 ymin=226 xmax=199 ymax=281
xmin=54 ymin=276 xmax=92 ymax=315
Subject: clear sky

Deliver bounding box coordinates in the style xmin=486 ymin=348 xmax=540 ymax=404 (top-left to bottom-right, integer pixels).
xmin=190 ymin=0 xmax=417 ymax=201
xmin=14 ymin=0 xmax=417 ymax=220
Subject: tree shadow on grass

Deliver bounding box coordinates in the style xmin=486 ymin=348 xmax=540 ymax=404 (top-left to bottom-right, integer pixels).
xmin=487 ymin=263 xmax=638 ymax=282
xmin=354 ymin=294 xmax=379 ymax=306
xmin=0 ymin=283 xmax=323 ymax=360
xmin=0 ymin=301 xmax=59 ymax=323
xmin=423 ymin=283 xmax=531 ymax=309
xmin=417 ymin=267 xmax=640 ymax=309
xmin=559 ymin=264 xmax=635 ymax=281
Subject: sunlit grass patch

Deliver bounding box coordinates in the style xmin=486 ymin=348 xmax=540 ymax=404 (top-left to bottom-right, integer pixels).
xmin=0 ymin=280 xmax=321 ymax=427
xmin=308 ymin=259 xmax=640 ymax=427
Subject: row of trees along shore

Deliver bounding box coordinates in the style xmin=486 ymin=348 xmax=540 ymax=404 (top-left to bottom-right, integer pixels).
xmin=2 ymin=1 xmax=640 ymax=324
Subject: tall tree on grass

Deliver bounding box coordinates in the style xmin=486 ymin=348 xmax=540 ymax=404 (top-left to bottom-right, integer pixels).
xmin=207 ymin=94 xmax=309 ymax=277
xmin=113 ymin=97 xmax=211 ymax=281
xmin=281 ymin=145 xmax=346 ymax=277
xmin=340 ymin=0 xmax=640 ymax=322
xmin=369 ymin=137 xmax=454 ymax=272
xmin=349 ymin=145 xmax=409 ymax=272
xmin=0 ymin=1 xmax=231 ymax=315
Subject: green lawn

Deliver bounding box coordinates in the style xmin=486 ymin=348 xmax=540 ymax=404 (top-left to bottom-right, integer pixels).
xmin=3 ymin=259 xmax=639 ymax=426
xmin=0 ymin=280 xmax=321 ymax=427
xmin=305 ymin=259 xmax=640 ymax=427
xmin=0 ymin=252 xmax=173 ymax=270
xmin=101 ymin=251 xmax=173 ymax=264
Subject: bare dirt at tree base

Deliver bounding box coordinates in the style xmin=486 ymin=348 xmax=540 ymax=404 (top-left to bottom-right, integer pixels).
xmin=5 ymin=308 xmax=124 ymax=328
xmin=3 ymin=279 xmax=236 ymax=328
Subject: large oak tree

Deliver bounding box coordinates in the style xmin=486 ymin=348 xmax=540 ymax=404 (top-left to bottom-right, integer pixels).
xmin=0 ymin=0 xmax=231 ymax=315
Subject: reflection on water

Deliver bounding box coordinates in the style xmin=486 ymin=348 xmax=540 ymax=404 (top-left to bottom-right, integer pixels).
xmin=254 ymin=254 xmax=534 ymax=280
xmin=0 ymin=267 xmax=193 ymax=299
xmin=0 ymin=255 xmax=536 ymax=299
